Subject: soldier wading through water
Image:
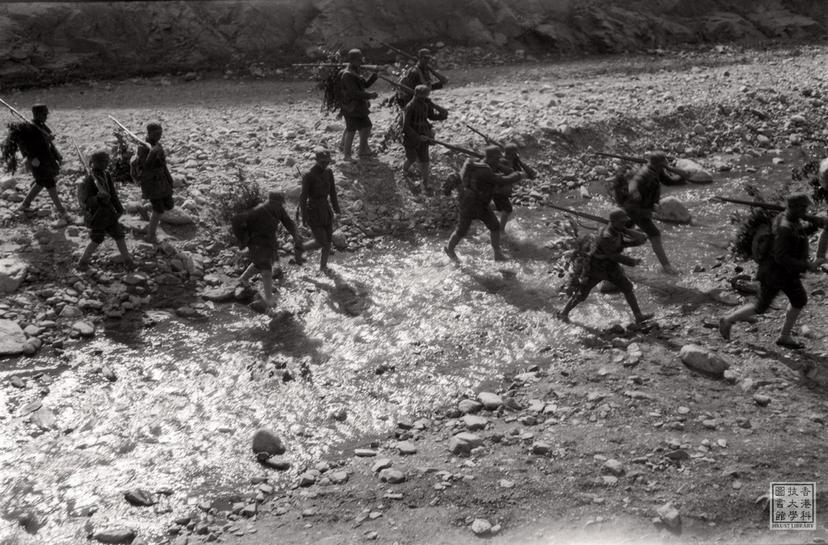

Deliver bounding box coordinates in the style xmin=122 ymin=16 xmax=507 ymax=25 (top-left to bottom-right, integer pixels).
xmin=719 ymin=193 xmax=826 ymax=349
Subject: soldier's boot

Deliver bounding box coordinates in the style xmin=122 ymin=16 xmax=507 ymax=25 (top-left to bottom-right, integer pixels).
xmin=622 ymin=289 xmax=652 ymax=323
xmin=491 ymin=230 xmax=507 ymax=261
xmin=421 ymin=163 xmax=432 ymax=193
xmin=320 ymin=245 xmax=331 ymax=273
xmin=342 ymin=131 xmax=356 ymax=161
xmin=77 ymin=241 xmax=99 ymax=271
xmin=650 ymin=235 xmax=678 ymax=275
xmin=357 ymin=127 xmax=374 ymax=157
xmin=20 ymin=184 xmax=42 ymax=213
xmin=776 ymin=306 xmax=804 ymax=349
xmin=115 ymin=239 xmax=136 ymax=270
xmin=145 ymin=211 xmax=161 ymax=243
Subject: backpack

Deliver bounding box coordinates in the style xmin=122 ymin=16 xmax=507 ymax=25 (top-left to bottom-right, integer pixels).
xmin=607 ymin=171 xmax=631 ymax=205
xmin=751 ymin=222 xmax=774 ymax=263
xmin=231 ymin=211 xmax=250 ymax=248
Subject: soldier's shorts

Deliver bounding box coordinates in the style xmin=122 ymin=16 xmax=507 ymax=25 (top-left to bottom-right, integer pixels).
xmin=625 ymin=207 xmax=660 ymax=238
xmin=455 ymin=200 xmax=500 ymax=237
xmin=150 ymin=196 xmax=175 ymax=214
xmin=491 ymin=194 xmax=513 ymax=214
xmin=90 ymin=222 xmax=125 ymax=244
xmin=33 ymin=174 xmax=57 ymax=189
xmin=248 ymin=244 xmax=274 ymax=271
xmin=755 ymin=267 xmax=807 ymax=313
xmin=404 ymin=142 xmax=430 ymax=163
xmin=579 ymin=262 xmax=634 ymax=296
xmin=310 ymin=223 xmax=334 ymax=246
xmin=344 ymin=115 xmax=372 ymax=132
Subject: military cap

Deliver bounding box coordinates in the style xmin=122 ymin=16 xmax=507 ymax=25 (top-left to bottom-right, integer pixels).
xmin=647 ymin=151 xmax=668 ymax=165
xmin=89 ymin=150 xmax=110 ymax=163
xmin=347 ymin=48 xmax=363 ymax=61
xmin=504 ymin=142 xmax=519 ymax=152
xmin=417 ymin=48 xmax=432 ymax=58
xmin=314 ymin=147 xmax=333 ymax=162
xmin=32 ymin=104 xmax=49 ymax=115
xmin=484 ymin=145 xmax=502 ymax=159
xmin=414 ymin=84 xmax=430 ymax=97
xmin=786 ymin=192 xmax=811 ymax=208
xmin=146 ymin=122 xmax=162 ymax=132
xmin=609 ymin=209 xmax=630 ymax=223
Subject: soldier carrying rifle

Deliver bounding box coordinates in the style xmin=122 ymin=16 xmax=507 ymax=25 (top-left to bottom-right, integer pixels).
xmin=402 ymin=85 xmax=448 ymax=193
xmin=444 ymin=145 xmax=523 ymax=262
xmin=719 ymin=193 xmax=826 ymax=350
xmin=9 ymin=103 xmax=73 ymax=225
xmin=76 ymin=150 xmax=135 ymax=271
xmin=395 ymin=48 xmax=448 ymax=108
xmin=557 ymin=208 xmax=653 ymax=324
xmin=340 ymin=49 xmax=379 ymax=162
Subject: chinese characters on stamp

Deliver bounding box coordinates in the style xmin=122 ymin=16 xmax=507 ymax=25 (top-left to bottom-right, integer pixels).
xmin=770 ymin=482 xmax=816 ymax=530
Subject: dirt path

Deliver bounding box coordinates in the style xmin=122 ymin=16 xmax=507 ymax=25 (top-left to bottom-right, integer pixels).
xmin=1 ymin=45 xmax=828 ymax=545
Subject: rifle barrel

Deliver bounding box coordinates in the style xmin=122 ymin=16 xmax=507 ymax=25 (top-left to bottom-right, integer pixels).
xmin=376 ymin=74 xmax=414 ymax=94
xmin=593 ymin=152 xmax=647 ymax=164
xmin=430 ymin=138 xmax=483 ymax=158
xmin=464 ymin=123 xmax=504 ymax=148
xmin=546 ymin=204 xmax=608 ymax=224
xmin=713 ymin=196 xmax=827 ymax=225
xmin=107 ymin=115 xmax=149 ymax=148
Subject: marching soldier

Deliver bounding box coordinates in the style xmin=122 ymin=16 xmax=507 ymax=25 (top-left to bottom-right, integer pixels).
xmin=444 ymin=146 xmax=522 ymax=262
xmin=622 ymin=151 xmax=679 ymax=275
xmin=233 ymin=191 xmax=304 ymax=311
xmin=395 ymin=48 xmax=448 ymax=107
xmin=402 ymin=85 xmax=448 ymax=192
xmin=494 ymin=142 xmax=536 ymax=232
xmin=300 ymin=148 xmax=340 ymax=273
xmin=340 ymin=49 xmax=379 ymax=162
xmin=719 ymin=193 xmax=826 ymax=349
xmin=133 ymin=122 xmax=175 ymax=244
xmin=76 ymin=151 xmax=134 ymax=271
xmin=18 ymin=104 xmax=72 ymax=225
xmin=557 ymin=209 xmax=653 ymax=324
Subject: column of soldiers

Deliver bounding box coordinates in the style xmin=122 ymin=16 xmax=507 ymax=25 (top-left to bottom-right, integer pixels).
xmin=5 ymin=44 xmax=828 ymax=349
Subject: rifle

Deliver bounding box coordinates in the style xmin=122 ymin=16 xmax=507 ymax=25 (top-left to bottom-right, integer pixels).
xmin=712 ymin=196 xmax=828 ymax=226
xmin=292 ymin=63 xmax=389 ymax=71
xmin=0 ymin=97 xmax=53 ymax=139
xmin=546 ymin=204 xmax=608 ymax=225
xmin=429 ymin=138 xmax=483 ymax=158
xmin=73 ymin=139 xmax=111 ymax=211
xmin=377 ymin=74 xmax=414 ymax=95
xmin=107 ymin=115 xmax=151 ymax=148
xmin=369 ymin=38 xmax=448 ymax=83
xmin=72 ymin=139 xmax=91 ymax=177
xmin=591 ymin=151 xmax=688 ymax=178
xmin=466 ymin=123 xmax=536 ymax=173
xmin=465 ymin=123 xmax=504 ymax=148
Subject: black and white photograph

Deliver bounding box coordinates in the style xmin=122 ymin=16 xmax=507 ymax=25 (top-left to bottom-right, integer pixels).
xmin=1 ymin=1 xmax=827 ymax=544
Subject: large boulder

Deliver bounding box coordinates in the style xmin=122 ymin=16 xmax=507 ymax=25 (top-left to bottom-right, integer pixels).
xmin=0 ymin=320 xmax=27 ymax=357
xmin=252 ymin=429 xmax=285 ymax=456
xmin=160 ymin=208 xmax=195 ymax=225
xmin=654 ymin=197 xmax=692 ymax=224
xmin=679 ymin=344 xmax=730 ymax=377
xmin=674 ymin=159 xmax=713 ymax=184
xmin=0 ymin=257 xmax=27 ymax=293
